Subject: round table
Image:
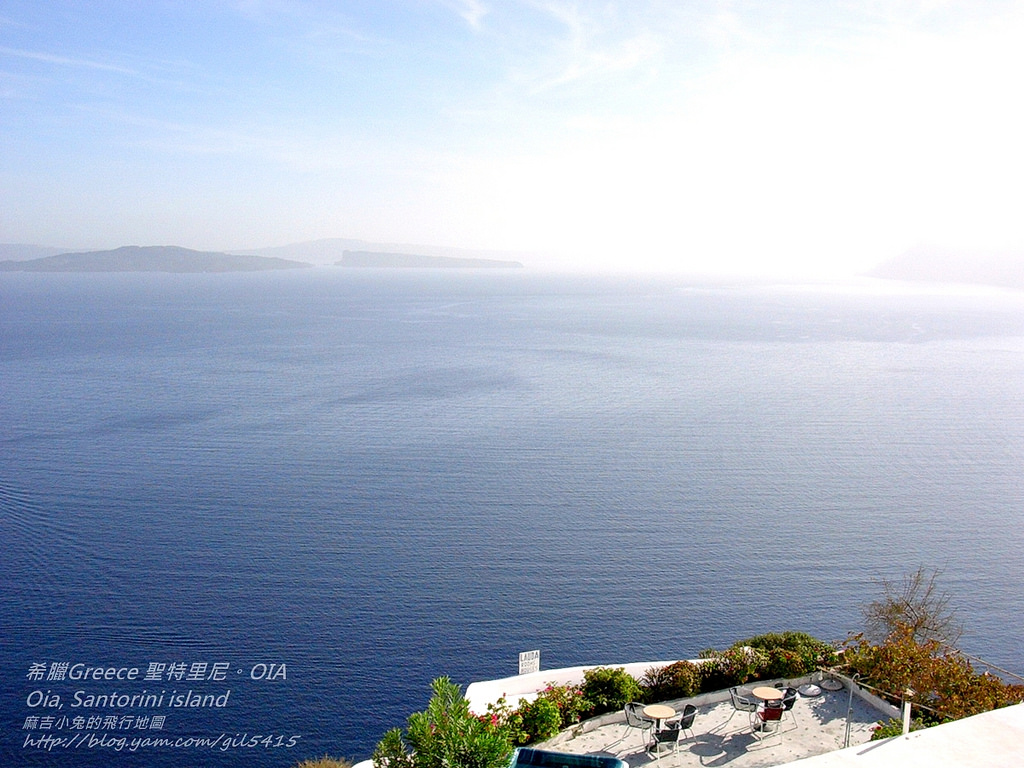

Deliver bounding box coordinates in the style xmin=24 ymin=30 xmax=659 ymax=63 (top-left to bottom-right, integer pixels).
xmin=750 ymin=686 xmax=783 ymax=701
xmin=642 ymin=704 xmax=678 ymax=754
xmin=642 ymin=703 xmax=677 ymax=725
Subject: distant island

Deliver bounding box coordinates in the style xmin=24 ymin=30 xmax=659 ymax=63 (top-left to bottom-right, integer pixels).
xmin=868 ymin=246 xmax=1024 ymax=290
xmin=0 ymin=245 xmax=311 ymax=273
xmin=0 ymin=244 xmax=65 ymax=261
xmin=234 ymin=237 xmax=530 ymax=267
xmin=2 ymin=238 xmax=533 ymax=270
xmin=338 ymin=251 xmax=524 ymax=269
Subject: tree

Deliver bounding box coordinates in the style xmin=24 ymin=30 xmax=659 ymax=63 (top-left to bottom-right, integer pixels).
xmin=861 ymin=566 xmax=962 ymax=647
xmin=372 ymin=677 xmax=513 ymax=768
xmin=843 ymin=624 xmax=1024 ymax=723
xmin=848 ymin=568 xmax=1024 ymax=725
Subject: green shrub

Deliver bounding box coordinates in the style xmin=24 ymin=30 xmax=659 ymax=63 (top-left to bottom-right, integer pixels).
xmin=738 ymin=632 xmax=838 ymax=677
xmin=482 ymin=696 xmax=527 ymax=745
xmin=695 ymin=647 xmax=756 ymax=692
xmin=696 ymin=632 xmax=837 ymax=691
xmin=642 ymin=661 xmax=701 ymax=702
xmin=871 ymin=718 xmax=925 ymax=740
xmin=518 ymin=697 xmax=562 ymax=744
xmin=292 ymin=758 xmax=353 ymax=768
xmin=372 ymin=677 xmax=512 ymax=768
xmin=696 ymin=654 xmax=730 ymax=693
xmin=580 ymin=667 xmax=642 ymax=716
xmin=372 ymin=729 xmax=415 ymax=768
xmin=717 ymin=646 xmax=767 ymax=687
xmin=483 ymin=685 xmax=586 ymax=745
xmin=536 ymin=683 xmax=587 ymax=728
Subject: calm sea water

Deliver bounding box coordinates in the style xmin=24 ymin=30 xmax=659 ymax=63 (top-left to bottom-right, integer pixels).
xmin=2 ymin=269 xmax=1023 ymax=767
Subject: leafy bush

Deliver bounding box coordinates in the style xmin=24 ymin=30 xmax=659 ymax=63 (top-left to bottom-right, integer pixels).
xmin=762 ymin=648 xmax=804 ymax=679
xmin=739 ymin=632 xmax=839 ymax=678
xmin=696 ymin=646 xmax=767 ymax=691
xmin=480 ymin=684 xmax=587 ymax=746
xmin=536 ymin=683 xmax=587 ymax=728
xmin=579 ymin=667 xmax=642 ymax=716
xmin=372 ymin=729 xmax=415 ymax=768
xmin=373 ymin=677 xmax=512 ymax=768
xmin=292 ymin=759 xmax=353 ymax=768
xmin=482 ymin=696 xmax=528 ymax=746
xmin=696 ymin=632 xmax=837 ymax=691
xmin=870 ymin=718 xmax=924 ymax=740
xmin=642 ymin=661 xmax=701 ymax=702
xmin=518 ymin=698 xmax=562 ymax=744
xmin=695 ymin=651 xmax=730 ymax=693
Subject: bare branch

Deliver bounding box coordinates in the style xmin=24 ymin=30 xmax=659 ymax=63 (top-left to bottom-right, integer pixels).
xmin=862 ymin=566 xmax=963 ymax=647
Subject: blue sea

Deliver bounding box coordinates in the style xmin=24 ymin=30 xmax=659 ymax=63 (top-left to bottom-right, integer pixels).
xmin=2 ymin=269 xmax=1023 ymax=767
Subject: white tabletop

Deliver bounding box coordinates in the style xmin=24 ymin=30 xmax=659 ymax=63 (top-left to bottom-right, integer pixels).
xmin=643 ymin=704 xmax=677 ymax=720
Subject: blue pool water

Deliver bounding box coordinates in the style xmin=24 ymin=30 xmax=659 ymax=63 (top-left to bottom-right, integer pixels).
xmin=513 ymin=747 xmax=627 ymax=768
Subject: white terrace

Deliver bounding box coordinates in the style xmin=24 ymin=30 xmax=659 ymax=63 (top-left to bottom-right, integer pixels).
xmin=531 ymin=675 xmax=894 ymax=768
xmin=466 ymin=663 xmax=900 ymax=768
xmin=471 ymin=667 xmax=1024 ymax=768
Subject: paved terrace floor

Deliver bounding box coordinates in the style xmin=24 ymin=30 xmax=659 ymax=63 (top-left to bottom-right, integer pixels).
xmin=534 ymin=686 xmax=893 ymax=768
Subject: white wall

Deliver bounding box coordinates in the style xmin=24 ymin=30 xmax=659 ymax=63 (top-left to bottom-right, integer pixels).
xmin=464 ymin=660 xmax=684 ymax=715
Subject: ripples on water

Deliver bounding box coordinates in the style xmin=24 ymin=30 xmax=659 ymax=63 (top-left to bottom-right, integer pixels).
xmin=2 ymin=271 xmax=1024 ymax=765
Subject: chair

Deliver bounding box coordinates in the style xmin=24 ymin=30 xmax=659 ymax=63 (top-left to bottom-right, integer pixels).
xmin=648 ymin=704 xmax=696 ymax=759
xmin=648 ymin=721 xmax=681 ymax=759
xmin=750 ymin=700 xmax=783 ymax=745
xmin=778 ymin=686 xmax=798 ymax=728
xmin=715 ymin=687 xmax=757 ymax=732
xmin=623 ymin=702 xmax=654 ymax=749
xmin=643 ymin=708 xmax=692 ymax=765
xmin=674 ymin=703 xmax=697 ymax=740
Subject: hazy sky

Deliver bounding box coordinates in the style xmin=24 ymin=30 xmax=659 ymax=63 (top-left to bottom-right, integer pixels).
xmin=2 ymin=1 xmax=1023 ymax=275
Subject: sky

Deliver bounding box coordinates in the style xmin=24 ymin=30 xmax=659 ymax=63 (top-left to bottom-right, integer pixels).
xmin=2 ymin=1 xmax=1024 ymax=276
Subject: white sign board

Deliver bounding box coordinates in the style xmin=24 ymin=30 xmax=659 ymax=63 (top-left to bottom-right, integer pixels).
xmin=518 ymin=650 xmax=540 ymax=675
